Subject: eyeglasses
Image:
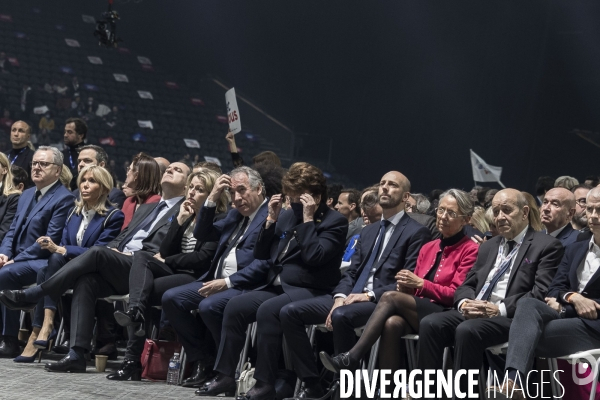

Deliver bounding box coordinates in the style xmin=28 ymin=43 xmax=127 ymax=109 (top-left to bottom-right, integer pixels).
xmin=405 ymin=203 xmax=417 ymax=212
xmin=576 ymin=198 xmax=587 ymax=207
xmin=32 ymin=161 xmax=58 ymax=169
xmin=435 ymin=207 xmax=466 ymax=219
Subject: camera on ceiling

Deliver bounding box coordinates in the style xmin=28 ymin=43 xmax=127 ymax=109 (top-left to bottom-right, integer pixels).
xmin=94 ymin=8 xmax=122 ymax=48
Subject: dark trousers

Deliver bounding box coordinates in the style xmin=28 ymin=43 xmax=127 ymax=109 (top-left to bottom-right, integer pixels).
xmin=124 ymin=251 xmax=196 ymax=360
xmin=215 ymin=287 xmax=292 ymax=385
xmin=162 ymin=282 xmax=242 ymax=364
xmin=280 ymin=295 xmax=377 ymax=380
xmin=35 ymin=246 xmax=133 ymax=351
xmin=418 ymin=309 xmax=512 ymax=394
xmin=33 ymin=253 xmax=68 ymax=327
xmin=506 ymin=297 xmax=600 ymax=376
xmin=0 ymin=260 xmax=44 ymax=336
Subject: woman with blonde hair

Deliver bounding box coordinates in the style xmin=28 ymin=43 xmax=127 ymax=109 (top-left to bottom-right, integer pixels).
xmin=521 ymin=191 xmax=544 ymax=231
xmin=0 ymin=153 xmax=21 ymax=242
xmin=108 ymin=169 xmax=228 ymax=381
xmin=15 ymin=165 xmax=124 ymax=362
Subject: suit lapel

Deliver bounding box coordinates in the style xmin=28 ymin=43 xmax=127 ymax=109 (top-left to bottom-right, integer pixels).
xmin=21 ymin=183 xmax=59 ymax=232
xmin=215 ymin=212 xmax=243 ymax=258
xmin=506 ymin=229 xmax=533 ymax=291
xmin=14 ymin=189 xmax=34 ymax=238
xmin=81 ymin=212 xmax=105 ymax=246
xmin=373 ymin=213 xmax=409 ymax=270
xmin=237 ymin=201 xmax=268 ymax=247
xmin=280 ymin=203 xmax=329 ymax=262
xmin=146 ymin=199 xmax=182 ymax=237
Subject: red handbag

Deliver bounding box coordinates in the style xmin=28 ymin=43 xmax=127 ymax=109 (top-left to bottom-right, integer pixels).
xmin=140 ymin=339 xmax=182 ymax=381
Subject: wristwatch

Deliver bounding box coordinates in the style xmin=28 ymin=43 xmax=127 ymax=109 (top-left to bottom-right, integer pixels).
xmin=366 ymin=291 xmax=375 ymax=302
xmin=559 ymin=305 xmax=567 ymax=318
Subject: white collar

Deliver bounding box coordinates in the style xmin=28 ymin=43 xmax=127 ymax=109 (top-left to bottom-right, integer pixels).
xmin=36 ymin=180 xmax=59 ymax=199
xmin=503 ymin=225 xmax=529 ymax=246
xmin=382 ymin=210 xmax=405 ymax=227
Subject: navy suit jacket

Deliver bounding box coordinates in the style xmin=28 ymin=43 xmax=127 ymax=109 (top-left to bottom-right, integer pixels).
xmin=0 ymin=181 xmax=75 ymax=262
xmin=60 ymin=206 xmax=124 ymax=259
xmin=554 ymin=223 xmax=579 ymax=247
xmin=334 ymin=212 xmax=432 ymax=300
xmin=548 ymin=239 xmax=600 ymax=334
xmin=253 ymin=203 xmax=348 ymax=301
xmin=194 ymin=200 xmax=271 ymax=288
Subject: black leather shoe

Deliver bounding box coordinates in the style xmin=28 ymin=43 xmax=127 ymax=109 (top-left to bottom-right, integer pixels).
xmin=106 ymin=359 xmax=142 ymax=381
xmin=283 ymin=384 xmax=325 ymax=400
xmin=0 ymin=290 xmax=37 ymax=311
xmin=91 ymin=343 xmax=118 ymax=360
xmin=114 ymin=307 xmax=145 ymax=336
xmin=181 ymin=360 xmax=214 ymax=388
xmin=0 ymin=336 xmax=20 ymax=358
xmin=195 ymin=375 xmax=236 ymax=397
xmin=241 ymin=385 xmax=277 ymax=400
xmin=114 ymin=307 xmax=144 ymax=327
xmin=45 ymin=354 xmax=86 ymax=373
xmin=53 ymin=340 xmax=70 ymax=354
xmin=319 ymin=352 xmax=358 ymax=373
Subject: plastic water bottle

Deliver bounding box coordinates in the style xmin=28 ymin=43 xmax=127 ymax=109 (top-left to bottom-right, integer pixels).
xmin=166 ymin=353 xmax=181 ymax=385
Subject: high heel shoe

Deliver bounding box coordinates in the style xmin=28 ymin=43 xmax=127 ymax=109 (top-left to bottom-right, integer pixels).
xmin=33 ymin=329 xmax=57 ymax=350
xmin=14 ymin=348 xmax=44 ymax=363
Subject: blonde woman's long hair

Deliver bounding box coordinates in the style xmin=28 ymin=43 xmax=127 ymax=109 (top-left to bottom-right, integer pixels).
xmin=0 ymin=153 xmax=20 ymax=196
xmin=188 ymin=169 xmax=228 ymax=214
xmin=73 ymin=165 xmax=113 ymax=216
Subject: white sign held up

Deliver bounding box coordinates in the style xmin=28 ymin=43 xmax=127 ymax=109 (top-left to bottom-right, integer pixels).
xmin=225 ymin=87 xmax=242 ymax=134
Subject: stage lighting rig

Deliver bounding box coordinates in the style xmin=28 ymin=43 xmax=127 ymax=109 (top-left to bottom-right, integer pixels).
xmin=94 ymin=0 xmax=123 ymax=48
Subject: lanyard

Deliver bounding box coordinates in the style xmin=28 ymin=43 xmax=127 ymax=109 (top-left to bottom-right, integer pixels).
xmin=9 ymin=148 xmax=26 ymax=165
xmin=69 ymin=152 xmax=76 ymax=169
xmin=486 ymin=240 xmax=521 ymax=284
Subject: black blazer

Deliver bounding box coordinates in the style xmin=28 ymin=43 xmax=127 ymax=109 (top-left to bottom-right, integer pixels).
xmin=107 ymin=198 xmax=184 ymax=254
xmin=454 ymin=227 xmax=564 ymax=318
xmin=253 ymin=203 xmax=348 ymax=301
xmin=335 ymin=212 xmax=431 ymax=299
xmin=548 ymin=239 xmax=600 ymax=334
xmin=194 ymin=201 xmax=271 ymax=288
xmin=0 ymin=193 xmax=19 ymax=243
xmin=554 ymin=223 xmax=579 ymax=247
xmin=159 ymin=212 xmax=225 ymax=278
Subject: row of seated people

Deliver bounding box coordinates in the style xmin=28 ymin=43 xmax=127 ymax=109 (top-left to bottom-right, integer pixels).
xmin=0 ymin=129 xmax=597 ymax=400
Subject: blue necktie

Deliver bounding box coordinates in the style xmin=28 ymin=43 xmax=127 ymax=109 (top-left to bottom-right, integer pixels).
xmin=480 ymin=240 xmax=516 ymax=301
xmin=352 ymin=219 xmax=391 ymax=293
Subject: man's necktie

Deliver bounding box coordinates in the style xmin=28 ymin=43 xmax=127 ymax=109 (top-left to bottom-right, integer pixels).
xmin=214 ymin=216 xmax=249 ymax=279
xmin=25 ymin=190 xmax=41 ymax=219
xmin=352 ymin=219 xmax=391 ymax=293
xmin=117 ymin=201 xmax=168 ymax=251
xmin=480 ymin=240 xmax=516 ymax=301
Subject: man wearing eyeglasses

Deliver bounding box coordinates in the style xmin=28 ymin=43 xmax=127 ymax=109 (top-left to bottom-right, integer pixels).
xmin=417 ymin=188 xmax=563 ymax=396
xmin=540 ymin=187 xmax=579 ymax=247
xmin=0 ymin=146 xmax=74 ymax=357
xmin=572 ymin=184 xmax=591 ymax=233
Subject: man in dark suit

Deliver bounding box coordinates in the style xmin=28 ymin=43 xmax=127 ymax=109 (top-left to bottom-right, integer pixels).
xmin=279 ymin=171 xmax=431 ymax=400
xmin=0 ymin=161 xmax=190 ymax=371
xmin=417 ymin=188 xmax=564 ymax=394
xmin=161 ymin=166 xmax=270 ymax=388
xmin=198 ymin=162 xmax=347 ymax=400
xmin=62 ymin=118 xmax=87 ymax=190
xmin=73 ymin=145 xmax=125 ymax=208
xmin=0 ymin=146 xmax=74 ymax=357
xmin=541 ymin=187 xmax=579 ymax=246
xmin=5 ymin=120 xmax=34 ymax=188
xmin=489 ymin=186 xmax=600 ymax=399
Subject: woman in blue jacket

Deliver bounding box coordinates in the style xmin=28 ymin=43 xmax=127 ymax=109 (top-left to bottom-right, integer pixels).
xmin=15 ymin=165 xmax=124 ymax=362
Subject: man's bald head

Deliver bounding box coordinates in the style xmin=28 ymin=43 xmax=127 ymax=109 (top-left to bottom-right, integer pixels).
xmin=540 ymin=187 xmax=576 ymax=234
xmin=154 ymin=157 xmax=170 ymax=176
xmin=378 ymin=171 xmax=411 ymax=214
xmin=491 ymin=189 xmax=530 ymax=240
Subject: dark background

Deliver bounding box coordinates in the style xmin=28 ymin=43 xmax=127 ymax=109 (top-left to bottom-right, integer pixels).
xmin=30 ymin=1 xmax=600 ymax=192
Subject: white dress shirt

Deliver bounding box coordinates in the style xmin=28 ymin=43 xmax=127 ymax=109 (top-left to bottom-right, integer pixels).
xmin=76 ymin=209 xmax=96 ymax=246
xmin=205 ymin=198 xmax=267 ymax=288
xmin=576 ymin=237 xmax=600 ymax=293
